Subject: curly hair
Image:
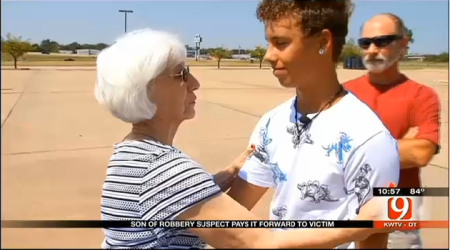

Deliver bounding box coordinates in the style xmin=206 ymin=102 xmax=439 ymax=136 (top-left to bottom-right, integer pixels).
xmin=257 ymin=0 xmax=354 ymax=62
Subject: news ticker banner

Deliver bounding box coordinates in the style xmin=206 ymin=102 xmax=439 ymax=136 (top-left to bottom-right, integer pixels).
xmin=372 ymin=187 xmax=449 ymax=197
xmin=2 ymin=189 xmax=447 ymax=231
xmin=2 ymin=220 xmax=448 ymax=230
xmin=372 ymin=188 xmax=449 ymax=222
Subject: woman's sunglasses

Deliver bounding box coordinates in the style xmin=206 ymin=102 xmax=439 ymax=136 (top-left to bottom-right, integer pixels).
xmin=357 ymin=35 xmax=403 ymax=49
xmin=171 ymin=66 xmax=190 ymax=82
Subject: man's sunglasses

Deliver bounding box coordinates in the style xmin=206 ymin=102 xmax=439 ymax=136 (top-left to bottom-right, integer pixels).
xmin=357 ymin=35 xmax=403 ymax=49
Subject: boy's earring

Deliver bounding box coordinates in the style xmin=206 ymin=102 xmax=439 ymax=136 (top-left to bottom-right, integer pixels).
xmin=319 ymin=48 xmax=325 ymax=55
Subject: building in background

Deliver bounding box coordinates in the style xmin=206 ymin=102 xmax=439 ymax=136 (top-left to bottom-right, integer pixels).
xmin=404 ymin=53 xmax=425 ymax=61
xmin=186 ymin=49 xmax=196 ymax=58
xmin=59 ymin=50 xmax=74 ymax=55
xmin=231 ymin=54 xmax=251 ymax=60
xmin=76 ymin=49 xmax=100 ymax=56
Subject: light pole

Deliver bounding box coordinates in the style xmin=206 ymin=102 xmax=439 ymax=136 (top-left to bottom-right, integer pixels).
xmin=119 ymin=10 xmax=133 ymax=33
xmin=193 ymin=34 xmax=202 ymax=61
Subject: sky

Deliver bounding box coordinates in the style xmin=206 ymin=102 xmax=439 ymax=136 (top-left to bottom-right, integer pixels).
xmin=1 ymin=0 xmax=449 ymax=54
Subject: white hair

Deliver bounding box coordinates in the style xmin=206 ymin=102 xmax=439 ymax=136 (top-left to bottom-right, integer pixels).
xmin=95 ymin=28 xmax=186 ymax=123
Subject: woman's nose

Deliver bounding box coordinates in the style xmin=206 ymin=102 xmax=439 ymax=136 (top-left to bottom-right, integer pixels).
xmin=188 ymin=74 xmax=200 ymax=91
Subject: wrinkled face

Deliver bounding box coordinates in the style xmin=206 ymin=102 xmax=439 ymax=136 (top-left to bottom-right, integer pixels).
xmin=150 ymin=64 xmax=199 ymax=122
xmin=263 ymin=15 xmax=330 ymax=88
xmin=359 ymin=16 xmax=408 ymax=73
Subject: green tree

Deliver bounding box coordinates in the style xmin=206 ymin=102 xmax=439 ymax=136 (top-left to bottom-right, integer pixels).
xmin=435 ymin=52 xmax=449 ymax=62
xmin=1 ymin=33 xmax=32 ymax=69
xmin=251 ymin=45 xmax=267 ymax=68
xmin=204 ymin=48 xmax=216 ymax=55
xmin=67 ymin=42 xmax=82 ymax=53
xmin=39 ymin=39 xmax=59 ymax=53
xmin=95 ymin=43 xmax=109 ymax=51
xmin=81 ymin=43 xmax=98 ymax=50
xmin=405 ymin=29 xmax=414 ymax=43
xmin=339 ymin=38 xmax=363 ymax=62
xmin=210 ymin=47 xmax=230 ymax=69
xmin=405 ymin=28 xmax=414 ymax=53
xmin=30 ymin=43 xmax=41 ymax=52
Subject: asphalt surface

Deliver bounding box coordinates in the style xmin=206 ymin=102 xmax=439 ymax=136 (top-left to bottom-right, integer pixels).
xmin=1 ymin=67 xmax=448 ymax=248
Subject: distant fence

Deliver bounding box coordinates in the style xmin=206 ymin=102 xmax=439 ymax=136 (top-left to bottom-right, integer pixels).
xmin=25 ymin=52 xmax=96 ymax=57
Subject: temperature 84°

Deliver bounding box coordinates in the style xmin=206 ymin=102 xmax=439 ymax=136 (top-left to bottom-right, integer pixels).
xmin=410 ymin=188 xmax=426 ymax=196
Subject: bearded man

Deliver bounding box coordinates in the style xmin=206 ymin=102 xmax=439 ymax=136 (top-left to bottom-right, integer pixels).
xmin=344 ymin=13 xmax=441 ymax=249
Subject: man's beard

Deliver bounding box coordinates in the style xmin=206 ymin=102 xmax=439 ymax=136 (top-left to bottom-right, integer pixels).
xmin=363 ymin=53 xmax=398 ymax=74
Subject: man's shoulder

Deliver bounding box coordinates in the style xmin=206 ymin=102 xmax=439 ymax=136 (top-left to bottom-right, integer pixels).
xmin=342 ymin=75 xmax=367 ymax=90
xmin=403 ymin=78 xmax=439 ymax=99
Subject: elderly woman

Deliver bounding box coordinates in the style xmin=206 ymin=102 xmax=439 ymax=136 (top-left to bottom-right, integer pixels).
xmin=95 ymin=28 xmax=387 ymax=249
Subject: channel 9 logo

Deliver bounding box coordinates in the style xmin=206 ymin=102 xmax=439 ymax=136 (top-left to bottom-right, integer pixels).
xmin=388 ymin=197 xmax=412 ymax=220
xmin=383 ymin=196 xmax=426 ymax=221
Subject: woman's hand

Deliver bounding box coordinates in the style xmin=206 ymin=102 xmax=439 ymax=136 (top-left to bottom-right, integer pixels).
xmin=229 ymin=144 xmax=255 ymax=175
xmin=214 ymin=144 xmax=255 ymax=192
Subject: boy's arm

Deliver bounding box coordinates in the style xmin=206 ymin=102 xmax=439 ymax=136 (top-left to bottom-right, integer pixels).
xmin=344 ymin=130 xmax=400 ymax=248
xmin=228 ymin=116 xmax=275 ymax=210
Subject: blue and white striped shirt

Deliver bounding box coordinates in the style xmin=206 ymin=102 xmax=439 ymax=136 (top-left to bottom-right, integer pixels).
xmin=101 ymin=139 xmax=221 ymax=249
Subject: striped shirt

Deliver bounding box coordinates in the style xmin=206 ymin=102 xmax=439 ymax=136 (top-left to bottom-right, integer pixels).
xmin=101 ymin=139 xmax=222 ymax=249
